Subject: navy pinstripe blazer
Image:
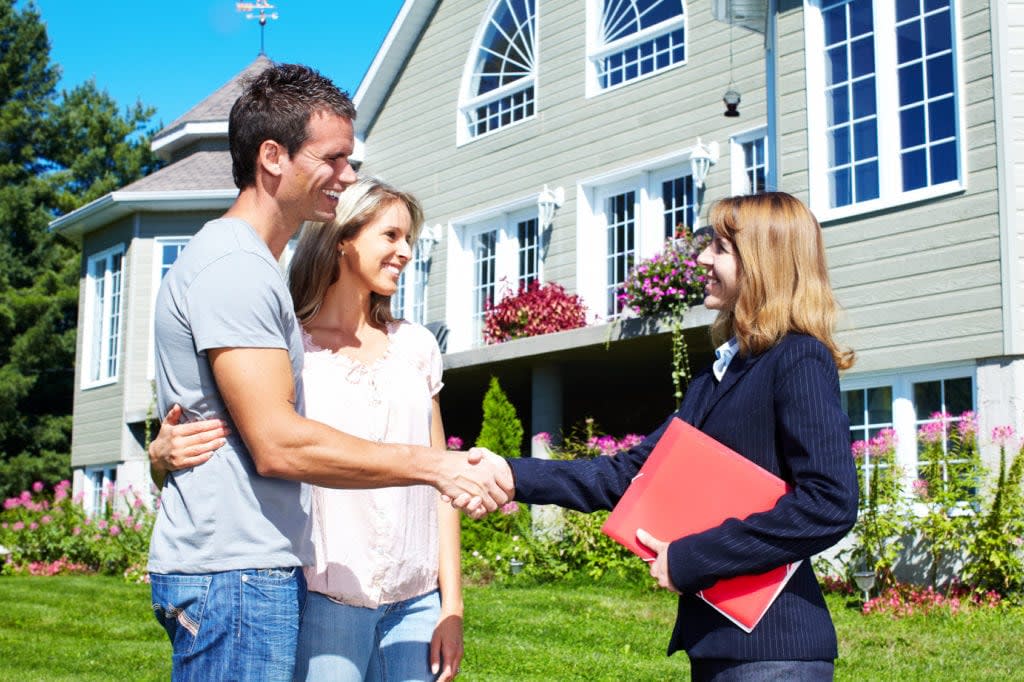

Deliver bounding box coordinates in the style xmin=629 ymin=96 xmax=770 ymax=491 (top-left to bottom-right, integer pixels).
xmin=509 ymin=333 xmax=859 ymax=662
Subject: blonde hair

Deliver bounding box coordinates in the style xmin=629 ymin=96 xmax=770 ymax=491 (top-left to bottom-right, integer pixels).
xmin=289 ymin=176 xmax=424 ymax=327
xmin=707 ymin=192 xmax=854 ymax=370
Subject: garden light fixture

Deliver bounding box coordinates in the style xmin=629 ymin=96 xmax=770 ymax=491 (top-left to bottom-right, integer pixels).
xmin=853 ymin=567 xmax=876 ymax=604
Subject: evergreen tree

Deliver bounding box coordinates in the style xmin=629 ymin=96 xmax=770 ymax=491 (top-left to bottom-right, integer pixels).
xmin=475 ymin=376 xmax=524 ymax=459
xmin=0 ymin=0 xmax=162 ymax=497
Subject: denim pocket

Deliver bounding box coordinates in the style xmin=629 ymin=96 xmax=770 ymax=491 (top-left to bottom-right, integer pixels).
xmin=151 ymin=573 xmax=212 ymax=654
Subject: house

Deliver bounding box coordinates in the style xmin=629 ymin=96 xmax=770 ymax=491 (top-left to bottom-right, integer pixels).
xmin=352 ymin=0 xmax=1022 ymax=489
xmin=49 ymin=57 xmax=275 ymax=511
xmin=52 ymin=0 xmax=1022 ymax=511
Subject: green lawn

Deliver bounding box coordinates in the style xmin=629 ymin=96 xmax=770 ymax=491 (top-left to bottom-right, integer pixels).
xmin=1 ymin=575 xmax=1022 ymax=681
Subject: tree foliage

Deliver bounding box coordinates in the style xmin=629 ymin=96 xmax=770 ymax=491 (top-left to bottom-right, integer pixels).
xmin=0 ymin=0 xmax=163 ymax=497
xmin=475 ymin=377 xmax=524 ymax=459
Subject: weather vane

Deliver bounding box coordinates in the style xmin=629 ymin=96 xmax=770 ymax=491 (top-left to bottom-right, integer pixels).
xmin=236 ymin=1 xmax=279 ymax=56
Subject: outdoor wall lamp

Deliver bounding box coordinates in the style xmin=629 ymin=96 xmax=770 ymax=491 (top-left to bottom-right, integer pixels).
xmin=690 ymin=138 xmax=720 ymax=190
xmin=537 ymin=184 xmax=565 ymax=231
xmin=418 ymin=223 xmax=443 ymax=261
xmin=723 ymin=88 xmax=742 ymax=117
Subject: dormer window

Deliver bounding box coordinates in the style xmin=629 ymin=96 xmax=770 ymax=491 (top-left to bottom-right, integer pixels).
xmin=587 ymin=0 xmax=687 ymax=96
xmin=458 ymin=0 xmax=537 ymax=143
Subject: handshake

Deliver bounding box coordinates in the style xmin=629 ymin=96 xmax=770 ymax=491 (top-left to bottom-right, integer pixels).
xmin=149 ymin=405 xmax=516 ymax=519
xmin=438 ymin=447 xmax=515 ymax=519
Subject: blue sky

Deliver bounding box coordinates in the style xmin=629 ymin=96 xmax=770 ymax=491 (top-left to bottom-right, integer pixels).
xmin=35 ymin=0 xmax=406 ymax=129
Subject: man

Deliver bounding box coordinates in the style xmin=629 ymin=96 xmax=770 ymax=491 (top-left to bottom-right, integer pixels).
xmin=148 ymin=63 xmax=511 ymax=680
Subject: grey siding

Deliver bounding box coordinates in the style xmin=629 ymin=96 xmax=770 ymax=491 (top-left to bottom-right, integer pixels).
xmin=360 ymin=0 xmax=769 ymax=326
xmin=71 ymin=218 xmax=134 ymax=468
xmin=122 ymin=211 xmax=219 ymax=425
xmin=776 ymin=2 xmax=1003 ymax=374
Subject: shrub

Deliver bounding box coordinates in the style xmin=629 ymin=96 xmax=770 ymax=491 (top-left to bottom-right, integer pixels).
xmin=475 ymin=376 xmax=524 ymax=459
xmin=483 ymin=281 xmax=587 ymax=344
xmin=964 ymin=426 xmax=1024 ymax=594
xmin=459 ymin=421 xmax=651 ymax=585
xmin=0 ymin=480 xmax=154 ymax=580
xmin=844 ymin=428 xmax=908 ymax=587
xmin=911 ymin=412 xmax=985 ymax=588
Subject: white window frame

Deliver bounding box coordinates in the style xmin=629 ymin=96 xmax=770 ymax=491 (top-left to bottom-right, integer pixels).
xmin=457 ymin=0 xmax=539 ymax=145
xmin=393 ymin=239 xmax=431 ymax=325
xmin=730 ymin=125 xmax=769 ymax=195
xmin=804 ymin=0 xmax=966 ymax=222
xmin=148 ymin=237 xmax=190 ymax=379
xmin=840 ymin=363 xmax=975 ymax=495
xmin=82 ymin=244 xmax=126 ymax=388
xmin=576 ymin=146 xmax=701 ymax=320
xmin=83 ymin=465 xmax=117 ymax=518
xmin=585 ymin=0 xmax=688 ymax=97
xmin=445 ymin=201 xmax=542 ymax=351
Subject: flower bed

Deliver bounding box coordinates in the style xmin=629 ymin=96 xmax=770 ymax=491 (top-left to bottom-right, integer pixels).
xmin=1 ymin=480 xmax=154 ymax=581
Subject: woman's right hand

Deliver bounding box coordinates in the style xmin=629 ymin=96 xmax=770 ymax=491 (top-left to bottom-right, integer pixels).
xmin=149 ymin=404 xmax=230 ymax=475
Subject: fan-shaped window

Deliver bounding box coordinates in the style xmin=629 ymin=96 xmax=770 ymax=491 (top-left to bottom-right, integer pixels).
xmin=459 ymin=0 xmax=537 ymax=142
xmin=588 ymin=0 xmax=687 ymax=94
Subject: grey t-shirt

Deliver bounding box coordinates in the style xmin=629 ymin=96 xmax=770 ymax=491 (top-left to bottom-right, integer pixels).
xmin=148 ymin=217 xmax=312 ymax=574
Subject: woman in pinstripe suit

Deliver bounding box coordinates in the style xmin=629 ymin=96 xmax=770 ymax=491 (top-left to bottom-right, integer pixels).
xmin=507 ymin=192 xmax=859 ymax=681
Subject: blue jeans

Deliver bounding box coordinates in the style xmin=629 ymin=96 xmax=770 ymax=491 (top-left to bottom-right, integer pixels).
xmin=689 ymin=659 xmax=834 ymax=681
xmin=151 ymin=567 xmax=306 ymax=682
xmin=294 ymin=589 xmax=441 ymax=682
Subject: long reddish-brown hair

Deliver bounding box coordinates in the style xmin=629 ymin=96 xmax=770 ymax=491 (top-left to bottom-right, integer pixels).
xmin=707 ymin=192 xmax=854 ymax=370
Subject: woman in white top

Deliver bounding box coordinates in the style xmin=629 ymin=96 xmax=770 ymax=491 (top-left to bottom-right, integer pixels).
xmin=152 ymin=177 xmax=463 ymax=682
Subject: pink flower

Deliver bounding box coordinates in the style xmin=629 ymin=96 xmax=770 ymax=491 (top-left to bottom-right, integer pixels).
xmin=918 ymin=420 xmax=946 ymax=445
xmin=3 ymin=498 xmax=19 ymax=510
xmin=912 ymin=479 xmax=929 ymax=500
xmin=618 ymin=434 xmax=644 ymax=450
xmin=28 ymin=522 xmax=38 ymax=531
xmin=956 ymin=411 xmax=978 ymax=439
xmin=72 ymin=527 xmax=81 ymax=536
xmin=445 ymin=436 xmax=463 ymax=451
xmin=534 ymin=432 xmax=551 ymax=445
xmin=41 ymin=515 xmax=52 ymax=525
xmin=992 ymin=425 xmax=1015 ymax=448
xmin=97 ymin=519 xmax=108 ymax=530
xmin=109 ymin=525 xmax=121 ymax=536
xmin=851 ymin=440 xmax=868 ymax=460
xmin=32 ymin=481 xmax=44 ymax=493
xmin=500 ymin=501 xmax=520 ymax=515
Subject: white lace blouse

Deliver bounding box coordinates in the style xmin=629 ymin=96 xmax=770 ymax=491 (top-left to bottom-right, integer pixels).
xmin=301 ymin=321 xmax=444 ymax=608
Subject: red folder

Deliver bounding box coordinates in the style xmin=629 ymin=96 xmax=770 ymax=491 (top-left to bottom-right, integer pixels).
xmin=601 ymin=417 xmax=799 ymax=633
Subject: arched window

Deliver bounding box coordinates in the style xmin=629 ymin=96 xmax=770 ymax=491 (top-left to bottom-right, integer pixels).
xmin=458 ymin=0 xmax=537 ymax=143
xmin=587 ymin=0 xmax=686 ymax=94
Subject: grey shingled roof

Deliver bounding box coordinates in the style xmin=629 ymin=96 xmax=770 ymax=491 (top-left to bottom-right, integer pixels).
xmin=120 ymin=150 xmax=236 ymax=193
xmin=154 ymin=54 xmax=273 ymax=142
